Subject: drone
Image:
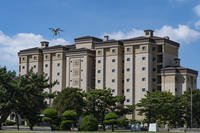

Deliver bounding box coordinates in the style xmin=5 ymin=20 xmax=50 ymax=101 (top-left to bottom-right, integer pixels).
xmin=49 ymin=28 xmax=63 ymax=37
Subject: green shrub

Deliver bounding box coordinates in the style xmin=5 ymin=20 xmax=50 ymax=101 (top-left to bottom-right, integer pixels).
xmin=117 ymin=116 xmax=128 ymax=127
xmin=104 ymin=112 xmax=118 ymax=132
xmin=62 ymin=110 xmax=77 ymax=121
xmin=60 ymin=120 xmax=73 ymax=130
xmin=60 ymin=110 xmax=77 ymax=130
xmin=80 ymin=115 xmax=98 ymax=131
xmin=42 ymin=117 xmax=52 ymax=123
xmin=42 ymin=108 xmax=58 ymax=130
xmin=43 ymin=108 xmax=57 ymax=118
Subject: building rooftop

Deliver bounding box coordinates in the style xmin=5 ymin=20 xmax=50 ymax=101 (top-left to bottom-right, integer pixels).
xmin=161 ymin=66 xmax=198 ymax=75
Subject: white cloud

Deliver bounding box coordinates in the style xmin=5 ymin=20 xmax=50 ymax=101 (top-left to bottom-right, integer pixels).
xmin=195 ymin=20 xmax=200 ymax=28
xmin=103 ymin=24 xmax=200 ymax=44
xmin=0 ymin=31 xmax=69 ymax=70
xmin=155 ymin=25 xmax=200 ymax=43
xmin=103 ymin=28 xmax=143 ymax=40
xmin=194 ymin=4 xmax=200 ymax=17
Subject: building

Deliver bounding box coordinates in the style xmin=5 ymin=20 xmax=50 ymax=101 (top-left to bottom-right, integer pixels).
xmin=18 ymin=30 xmax=198 ymax=120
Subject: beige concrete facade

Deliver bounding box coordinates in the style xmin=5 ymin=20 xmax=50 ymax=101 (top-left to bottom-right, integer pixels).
xmin=18 ymin=30 xmax=198 ymax=120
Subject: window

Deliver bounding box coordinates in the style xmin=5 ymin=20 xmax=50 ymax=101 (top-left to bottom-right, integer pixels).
xmin=33 ymin=65 xmax=36 ymax=68
xmin=142 ymin=77 xmax=146 ymax=81
xmin=81 ymin=69 xmax=83 ymax=72
xmin=33 ymin=56 xmax=37 ymax=60
xmin=45 ymin=73 xmax=48 ymax=76
xmin=126 ymin=89 xmax=130 ymax=92
xmin=98 ymin=70 xmax=101 ymax=73
xmin=112 ymin=59 xmax=115 ymax=62
xmin=112 ymin=69 xmax=115 ymax=72
xmin=112 ymin=79 xmax=115 ymax=83
xmin=98 ymin=80 xmax=101 ymax=83
xmin=57 ymin=72 xmax=60 ymax=76
xmin=127 ymin=68 xmax=130 ymax=71
xmin=45 ymin=55 xmax=48 ymax=59
xmin=142 ymin=88 xmax=146 ymax=92
xmin=22 ymin=57 xmax=25 ymax=61
xmin=126 ymin=99 xmax=130 ymax=102
xmin=57 ymin=54 xmax=61 ymax=58
xmin=57 ymin=82 xmax=60 ymax=85
xmin=152 ymin=68 xmax=156 ymax=72
xmin=142 ymin=67 xmax=145 ymax=71
xmin=112 ymin=49 xmax=116 ymax=53
xmin=152 ymin=78 xmax=156 ymax=82
xmin=152 ymin=47 xmax=156 ymax=51
xmin=57 ymin=63 xmax=60 ymax=67
xmin=97 ymin=50 xmax=102 ymax=54
xmin=127 ymin=78 xmax=130 ymax=82
xmin=112 ymin=89 xmax=115 ymax=92
xmin=127 ymin=48 xmax=131 ymax=52
xmin=22 ymin=66 xmax=25 ymax=69
xmin=127 ymin=58 xmax=130 ymax=61
xmin=45 ymin=64 xmax=48 ymax=68
xmin=142 ymin=46 xmax=146 ymax=50
xmin=98 ymin=60 xmax=101 ymax=63
xmin=142 ymin=57 xmax=146 ymax=60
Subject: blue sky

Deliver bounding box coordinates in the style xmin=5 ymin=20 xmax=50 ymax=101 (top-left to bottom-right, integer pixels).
xmin=0 ymin=0 xmax=199 ymax=87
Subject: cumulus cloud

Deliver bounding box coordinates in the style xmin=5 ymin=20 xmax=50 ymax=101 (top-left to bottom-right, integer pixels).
xmin=0 ymin=31 xmax=69 ymax=70
xmin=195 ymin=20 xmax=200 ymax=28
xmin=194 ymin=4 xmax=200 ymax=17
xmin=103 ymin=25 xmax=200 ymax=44
xmin=103 ymin=28 xmax=143 ymax=40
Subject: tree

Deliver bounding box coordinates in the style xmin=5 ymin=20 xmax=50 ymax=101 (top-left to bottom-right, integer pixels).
xmin=0 ymin=67 xmax=16 ymax=130
xmin=84 ymin=88 xmax=116 ymax=130
xmin=42 ymin=108 xmax=58 ymax=130
xmin=104 ymin=112 xmax=118 ymax=132
xmin=60 ymin=110 xmax=77 ymax=130
xmin=79 ymin=115 xmax=98 ymax=131
xmin=53 ymin=87 xmax=85 ymax=115
xmin=15 ymin=70 xmax=56 ymax=130
xmin=181 ymin=90 xmax=200 ymax=128
xmin=136 ymin=91 xmax=184 ymax=127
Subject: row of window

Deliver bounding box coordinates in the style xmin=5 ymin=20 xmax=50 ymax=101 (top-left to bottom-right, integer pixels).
xmin=45 ymin=63 xmax=60 ymax=68
xmin=126 ymin=88 xmax=145 ymax=92
xmin=97 ymin=77 xmax=148 ymax=83
xmin=97 ymin=56 xmax=148 ymax=64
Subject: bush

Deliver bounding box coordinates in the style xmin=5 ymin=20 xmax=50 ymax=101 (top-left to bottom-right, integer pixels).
xmin=60 ymin=110 xmax=77 ymax=130
xmin=42 ymin=108 xmax=58 ymax=130
xmin=117 ymin=116 xmax=128 ymax=127
xmin=60 ymin=120 xmax=73 ymax=130
xmin=104 ymin=112 xmax=118 ymax=132
xmin=43 ymin=108 xmax=57 ymax=118
xmin=79 ymin=115 xmax=98 ymax=131
xmin=62 ymin=110 xmax=77 ymax=120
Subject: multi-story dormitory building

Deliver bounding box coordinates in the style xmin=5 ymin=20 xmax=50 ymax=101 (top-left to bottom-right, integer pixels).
xmin=18 ymin=30 xmax=198 ymax=120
